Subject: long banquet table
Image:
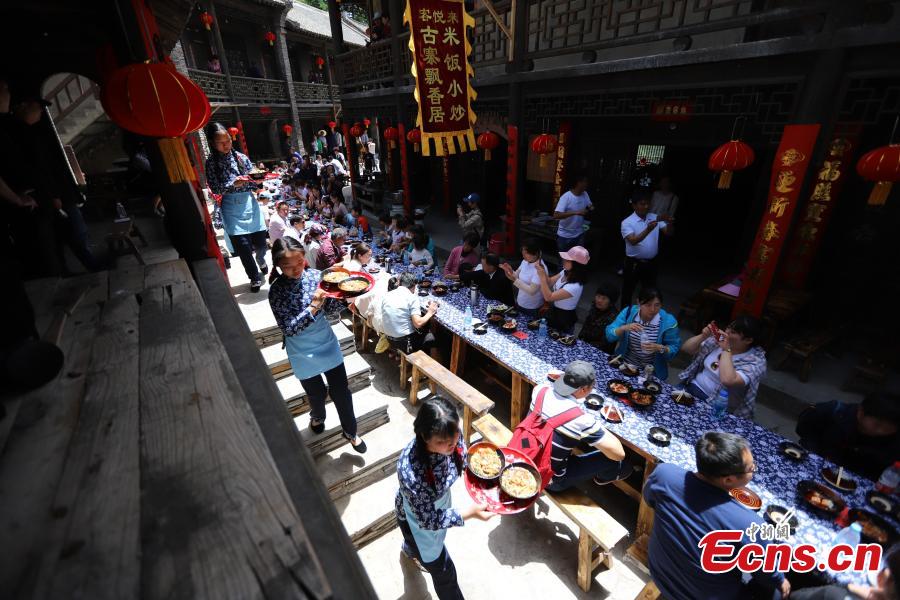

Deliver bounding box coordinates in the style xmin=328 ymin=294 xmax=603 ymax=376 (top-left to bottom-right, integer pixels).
xmin=361 ymin=259 xmax=896 ymax=586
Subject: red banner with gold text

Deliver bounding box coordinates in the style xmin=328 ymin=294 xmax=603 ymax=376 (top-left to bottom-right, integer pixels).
xmin=405 ymin=0 xmax=476 ymax=156
xmin=732 ymin=124 xmax=819 ymax=319
xmin=505 ymin=125 xmax=519 ymax=254
xmin=553 ymin=121 xmax=572 ymax=205
xmin=778 ymin=132 xmax=858 ymax=289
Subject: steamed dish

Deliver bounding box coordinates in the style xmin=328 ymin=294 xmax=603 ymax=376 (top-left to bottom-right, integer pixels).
xmin=338 ymin=279 xmax=369 ymax=292
xmin=469 ymin=447 xmax=502 ymax=478
xmin=500 ymin=466 xmax=538 ymax=499
xmin=322 ymin=271 xmax=350 ymax=284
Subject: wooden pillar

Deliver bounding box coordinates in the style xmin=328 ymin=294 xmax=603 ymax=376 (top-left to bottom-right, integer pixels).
xmin=388 ymin=0 xmax=408 ymax=203
xmin=326 ymin=0 xmax=345 ymax=54
xmin=275 ymin=3 xmax=302 ymax=155
xmin=207 ymin=1 xmax=236 ymax=100
xmin=399 ymin=122 xmax=411 ymax=214
xmin=503 ymin=0 xmax=529 ymax=255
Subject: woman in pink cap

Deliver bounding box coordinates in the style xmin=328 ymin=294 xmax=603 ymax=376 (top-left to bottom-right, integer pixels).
xmin=536 ymin=245 xmax=590 ymax=334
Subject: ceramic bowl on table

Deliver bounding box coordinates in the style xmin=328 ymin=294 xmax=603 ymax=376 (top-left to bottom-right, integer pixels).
xmin=527 ymin=319 xmax=541 ymax=331
xmin=467 ymin=442 xmax=506 ymax=485
xmin=501 ymin=319 xmax=518 ymax=333
xmin=648 ymin=426 xmax=671 ymax=446
xmin=764 ymin=504 xmax=800 ymax=533
xmin=797 ymin=480 xmax=845 ymax=518
xmin=499 ymin=463 xmax=541 ymax=501
xmin=583 ymin=393 xmax=604 ymax=411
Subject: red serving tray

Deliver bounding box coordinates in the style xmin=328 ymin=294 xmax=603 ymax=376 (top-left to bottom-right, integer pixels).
xmin=318 ymin=270 xmax=375 ymax=299
xmin=464 ymin=446 xmax=540 ymax=515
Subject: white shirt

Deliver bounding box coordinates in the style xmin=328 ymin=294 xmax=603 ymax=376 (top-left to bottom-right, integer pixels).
xmin=621 ymin=212 xmax=667 ymax=260
xmin=650 ymin=191 xmax=679 ymax=218
xmin=330 ymin=158 xmax=347 ymax=175
xmin=381 ymin=287 xmax=421 ymax=338
xmin=555 ymin=190 xmax=592 ymax=239
xmin=515 ymin=258 xmax=546 ymax=310
xmin=304 ymin=239 xmax=321 ymax=268
xmin=409 ymin=247 xmax=434 ymax=268
xmin=284 ymin=226 xmax=304 ymax=242
xmin=692 ymin=348 xmax=749 ymax=398
xmin=268 ymin=212 xmax=288 ymax=241
xmin=342 ymin=184 xmax=353 ymax=205
xmin=552 ymin=274 xmax=583 ymax=310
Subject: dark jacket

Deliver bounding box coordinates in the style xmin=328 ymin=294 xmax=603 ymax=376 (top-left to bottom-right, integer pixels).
xmin=578 ymin=306 xmax=617 ymax=353
xmin=463 ymin=268 xmax=514 ymax=306
xmin=797 ymin=400 xmax=900 ymax=481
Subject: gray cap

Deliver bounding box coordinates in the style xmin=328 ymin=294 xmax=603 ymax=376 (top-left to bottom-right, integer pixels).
xmin=553 ymin=360 xmax=596 ymax=397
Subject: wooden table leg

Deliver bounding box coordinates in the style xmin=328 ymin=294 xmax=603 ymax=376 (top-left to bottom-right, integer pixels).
xmin=409 ymin=365 xmax=421 ymax=405
xmin=510 ymin=374 xmax=530 ymax=429
xmin=399 ymin=353 xmax=408 ymax=390
xmin=449 ymin=334 xmax=467 ymax=375
xmin=627 ymin=459 xmax=658 ymax=566
xmin=462 ymin=406 xmax=473 ymax=443
xmin=577 ymin=528 xmax=593 ymax=592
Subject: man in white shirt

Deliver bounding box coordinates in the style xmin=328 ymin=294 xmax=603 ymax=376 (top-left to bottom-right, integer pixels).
xmin=328 ymin=154 xmax=347 ymax=176
xmin=620 ymin=191 xmax=673 ymax=307
xmin=268 ymin=201 xmax=290 ymax=241
xmin=554 ymin=174 xmax=593 ymax=252
xmin=380 ymin=272 xmax=439 ymax=356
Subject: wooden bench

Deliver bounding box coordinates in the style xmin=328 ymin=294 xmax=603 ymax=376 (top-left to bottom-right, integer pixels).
xmin=472 ymin=413 xmax=629 ymax=592
xmin=405 ymin=350 xmax=495 ymax=442
xmin=635 ymin=580 xmax=661 ymax=600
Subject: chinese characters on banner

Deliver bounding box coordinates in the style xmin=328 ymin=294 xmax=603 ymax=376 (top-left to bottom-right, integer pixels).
xmin=732 ymin=124 xmax=819 ymax=319
xmin=405 ymin=0 xmax=477 ymax=156
xmin=778 ymin=133 xmax=858 ymax=289
xmin=505 ymin=125 xmax=519 ymax=254
xmin=553 ymin=122 xmax=572 ymax=205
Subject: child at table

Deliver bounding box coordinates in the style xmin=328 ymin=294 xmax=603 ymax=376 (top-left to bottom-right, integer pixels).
xmin=578 ymin=283 xmax=619 ymax=353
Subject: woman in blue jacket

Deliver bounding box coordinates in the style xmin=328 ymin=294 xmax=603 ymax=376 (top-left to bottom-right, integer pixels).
xmin=605 ymin=287 xmax=681 ymax=380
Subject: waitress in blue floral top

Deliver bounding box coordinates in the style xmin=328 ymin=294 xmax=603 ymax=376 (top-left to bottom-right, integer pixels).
xmin=395 ymin=397 xmax=494 ymax=599
xmin=268 ymin=237 xmax=366 ymax=452
xmin=205 ymin=122 xmax=268 ymax=292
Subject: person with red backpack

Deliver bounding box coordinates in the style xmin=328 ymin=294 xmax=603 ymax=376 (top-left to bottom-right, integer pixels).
xmin=512 ymin=361 xmax=630 ymax=492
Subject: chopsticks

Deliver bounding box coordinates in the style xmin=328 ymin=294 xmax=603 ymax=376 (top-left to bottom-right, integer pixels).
xmin=835 ymin=467 xmax=844 ymax=488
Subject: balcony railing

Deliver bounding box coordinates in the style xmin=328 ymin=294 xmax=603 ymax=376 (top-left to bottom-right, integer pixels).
xmin=189 ymin=69 xmax=339 ymax=107
xmin=334 ymin=34 xmax=412 ymax=94
xmin=293 ymin=81 xmax=340 ymax=105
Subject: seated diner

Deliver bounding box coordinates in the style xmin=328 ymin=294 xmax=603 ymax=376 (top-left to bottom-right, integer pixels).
xmin=605 ymin=287 xmax=680 ymax=380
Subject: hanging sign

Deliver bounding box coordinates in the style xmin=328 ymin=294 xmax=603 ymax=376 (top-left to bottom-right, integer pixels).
xmin=505 ymin=125 xmax=519 ymax=254
xmin=732 ymin=124 xmax=819 ymax=319
xmin=552 ymin=121 xmax=572 ymax=205
xmin=404 ymin=0 xmax=477 ymax=156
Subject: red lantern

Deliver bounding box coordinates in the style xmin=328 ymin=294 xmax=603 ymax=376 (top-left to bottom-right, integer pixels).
xmin=708 ymin=140 xmax=755 ymax=189
xmin=407 ymin=128 xmax=421 ymax=153
xmin=530 ymin=133 xmax=558 ymax=167
xmin=857 ymin=144 xmax=900 ymax=206
xmin=384 ymin=126 xmax=399 ymax=150
xmin=264 ymin=31 xmax=276 ymax=46
xmin=477 ymin=131 xmax=500 ymax=161
xmin=327 ymin=120 xmax=337 ymax=129
xmin=282 ymin=124 xmax=293 ymax=137
xmin=259 ymin=106 xmax=272 ymax=116
xmin=199 ymin=11 xmax=214 ymax=31
xmin=228 ymin=126 xmax=239 ymax=140
xmin=101 ymin=62 xmax=211 ymax=138
xmin=349 ymin=122 xmax=364 ymax=138
xmin=363 ymin=118 xmax=371 ymax=128
xmin=315 ymin=56 xmax=325 ymax=68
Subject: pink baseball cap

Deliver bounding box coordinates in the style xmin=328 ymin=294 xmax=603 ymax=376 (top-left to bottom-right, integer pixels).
xmin=559 ymin=246 xmax=590 ymax=265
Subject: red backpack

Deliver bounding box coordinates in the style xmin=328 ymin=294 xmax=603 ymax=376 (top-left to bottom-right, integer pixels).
xmin=508 ymin=386 xmax=583 ymax=490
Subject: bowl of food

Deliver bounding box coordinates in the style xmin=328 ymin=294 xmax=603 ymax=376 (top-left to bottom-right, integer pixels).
xmin=644 ymin=380 xmax=662 ymax=394
xmin=559 ymin=335 xmax=577 ymax=346
xmin=547 ymin=370 xmax=563 ymax=382
xmin=487 ymin=304 xmax=509 ymax=316
xmin=648 ymin=426 xmax=671 ymax=446
xmin=367 ymin=266 xmax=381 ymax=274
xmin=418 ymin=290 xmax=430 ymax=297
xmin=467 ymin=442 xmax=506 ymax=484
xmin=549 ymin=331 xmax=561 ymax=340
xmin=867 ymin=491 xmax=898 ymax=517
xmin=501 ymin=319 xmax=518 ymax=333
xmin=506 ymin=308 xmax=518 ymax=318
xmin=337 ymin=276 xmax=372 ymax=297
xmin=320 ymin=267 xmax=351 ymax=290
xmin=619 ymin=363 xmax=640 ymax=377
xmin=764 ymin=504 xmax=799 ymax=533
xmin=600 ymin=404 xmax=623 ymax=423
xmin=423 ymin=268 xmax=435 ymax=276
xmin=418 ymin=279 xmax=432 ymax=289
xmin=488 ymin=313 xmax=506 ymax=325
xmin=847 ymin=509 xmax=898 ymax=546
xmin=671 ymin=389 xmax=695 ymax=406
xmin=821 ymin=467 xmax=857 ymax=492
xmin=606 ymin=379 xmax=632 ymax=398
xmin=473 ymin=322 xmax=489 ymax=335
xmin=527 ymin=319 xmax=541 ymax=331
xmin=797 ymin=480 xmax=845 ymax=517
xmin=629 ymin=389 xmax=656 ymax=408
xmin=449 ymin=283 xmax=462 ymax=292
xmin=499 ymin=463 xmax=541 ymax=501
xmin=432 ymin=283 xmax=448 ymax=296
xmin=584 ymin=393 xmax=604 ymax=411
xmin=779 ymin=442 xmax=807 ymax=462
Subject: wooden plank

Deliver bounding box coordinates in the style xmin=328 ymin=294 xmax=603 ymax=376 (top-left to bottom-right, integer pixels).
xmin=108 ymin=264 xmax=146 ymax=297
xmin=138 ymin=261 xmax=332 ymax=599
xmin=0 ymin=303 xmax=101 ymax=593
xmin=612 ymin=477 xmax=642 ymax=502
xmin=635 ymin=580 xmax=661 ymax=600
xmin=327 ymin=449 xmax=401 ymax=500
xmin=406 ymin=351 xmax=495 ymax=415
xmin=510 ymin=373 xmax=530 ymax=428
xmin=32 ymin=295 xmax=141 ymax=599
xmin=626 ymin=534 xmax=651 ymax=569
xmin=351 ymin=512 xmax=398 ymax=550
xmin=308 ymin=406 xmax=389 ymax=458
xmin=577 ymin=528 xmax=593 ymax=592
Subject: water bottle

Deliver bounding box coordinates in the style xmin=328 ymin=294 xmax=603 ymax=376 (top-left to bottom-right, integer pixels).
xmin=710 ymin=389 xmax=729 ymax=421
xmin=470 ymin=284 xmax=480 ymax=306
xmin=538 ymin=318 xmax=548 ymax=339
xmin=464 ymin=306 xmax=473 ymax=329
xmin=876 ymin=461 xmax=900 ymax=494
xmin=830 ymin=522 xmax=862 ymax=555
xmin=403 ymin=251 xmax=410 ymax=266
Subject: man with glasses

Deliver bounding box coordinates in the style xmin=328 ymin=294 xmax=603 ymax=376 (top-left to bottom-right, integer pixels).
xmin=643 ymin=432 xmax=790 ymax=599
xmin=678 ymin=315 xmax=767 ymax=419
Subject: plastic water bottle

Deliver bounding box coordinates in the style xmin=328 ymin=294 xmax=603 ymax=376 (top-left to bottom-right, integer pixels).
xmin=710 ymin=389 xmax=729 ymax=421
xmin=538 ymin=318 xmax=548 ymax=339
xmin=403 ymin=251 xmax=410 ymax=266
xmin=464 ymin=306 xmax=473 ymax=329
xmin=876 ymin=461 xmax=900 ymax=494
xmin=830 ymin=522 xmax=862 ymax=555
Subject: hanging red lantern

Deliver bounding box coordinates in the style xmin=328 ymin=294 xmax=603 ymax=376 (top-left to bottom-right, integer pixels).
xmin=101 ymin=62 xmax=211 ymax=138
xmin=530 ymin=133 xmax=558 ymax=167
xmin=315 ymin=56 xmax=325 ymax=68
xmin=350 ymin=122 xmax=365 ymax=138
xmin=384 ymin=126 xmax=399 ymax=150
xmin=282 ymin=124 xmax=293 ymax=137
xmin=327 ymin=120 xmax=337 ymax=129
xmin=407 ymin=128 xmax=421 ymax=153
xmin=259 ymin=106 xmax=272 ymax=116
xmin=363 ymin=118 xmax=371 ymax=128
xmin=227 ymin=126 xmax=239 ymax=140
xmin=264 ymin=31 xmax=276 ymax=46
xmin=856 ymin=144 xmax=900 ymax=206
xmin=477 ymin=131 xmax=500 ymax=161
xmin=199 ymin=11 xmax=214 ymax=31
xmin=708 ymin=140 xmax=755 ymax=189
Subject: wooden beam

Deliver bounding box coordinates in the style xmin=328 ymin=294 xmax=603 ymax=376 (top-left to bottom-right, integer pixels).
xmin=481 ymin=0 xmax=511 ymax=41
xmin=328 ymin=449 xmax=402 ymax=500
xmin=352 ymin=512 xmax=398 ymax=550
xmin=308 ymin=406 xmax=390 ymax=457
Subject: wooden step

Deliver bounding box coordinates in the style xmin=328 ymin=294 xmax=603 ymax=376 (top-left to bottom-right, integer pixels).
xmin=305 ymin=406 xmax=390 ymax=458
xmin=336 ymin=475 xmax=401 ymax=550
xmin=278 ymin=352 xmax=373 ymax=412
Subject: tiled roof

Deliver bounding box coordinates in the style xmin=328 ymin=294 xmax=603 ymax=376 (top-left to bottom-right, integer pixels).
xmin=286 ymin=2 xmax=368 ymax=47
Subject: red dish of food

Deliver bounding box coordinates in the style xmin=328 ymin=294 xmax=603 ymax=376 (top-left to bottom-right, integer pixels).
xmin=729 ymin=487 xmax=762 ymax=511
xmin=318 ymin=270 xmax=374 ymax=299
xmin=464 ymin=446 xmax=540 ymax=515
xmin=600 ymin=405 xmax=623 ymax=423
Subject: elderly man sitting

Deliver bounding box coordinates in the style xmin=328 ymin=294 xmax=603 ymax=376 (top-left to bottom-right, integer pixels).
xmin=316 ymin=226 xmax=347 ymax=270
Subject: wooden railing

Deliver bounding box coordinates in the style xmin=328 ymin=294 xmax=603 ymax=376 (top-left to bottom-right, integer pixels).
xmin=334 ymin=33 xmax=412 ymax=94
xmin=44 ymin=74 xmax=99 ymax=124
xmin=188 ymin=69 xmax=341 ymax=106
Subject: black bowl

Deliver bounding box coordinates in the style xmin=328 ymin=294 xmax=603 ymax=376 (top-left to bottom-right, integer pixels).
xmin=506 ymin=308 xmax=518 ymax=318
xmin=473 ymin=322 xmax=489 ymax=335
xmin=644 ymin=380 xmax=662 ymax=394
xmin=619 ymin=363 xmax=640 ymax=377
xmin=488 ymin=313 xmax=506 ymax=325
xmin=779 ymin=441 xmax=808 ymax=462
xmin=501 ymin=319 xmax=518 ymax=333
xmin=336 ymin=275 xmax=371 ymax=298
xmin=583 ymin=393 xmax=604 ymax=411
xmin=822 ymin=467 xmax=857 ymax=492
xmin=797 ymin=480 xmax=845 ymax=518
xmin=432 ymin=286 xmax=448 ymax=296
xmin=499 ymin=462 xmax=541 ymax=501
xmin=764 ymin=504 xmax=799 ymax=533
xmin=450 ymin=284 xmax=462 ymax=292
xmin=607 ymin=354 xmax=624 ymax=367
xmin=418 ymin=290 xmax=430 ymax=297
xmin=467 ymin=442 xmax=506 ymax=484
xmin=628 ymin=388 xmax=657 ymax=409
xmin=549 ymin=331 xmax=560 ymax=340
xmin=847 ymin=509 xmax=899 ymax=546
xmin=527 ymin=319 xmax=541 ymax=330
xmin=606 ymin=379 xmax=632 ymax=397
xmin=419 ymin=279 xmax=432 ymax=288
xmin=671 ymin=389 xmax=695 ymax=406
xmin=648 ymin=426 xmax=671 ymax=446
xmin=423 ymin=268 xmax=435 ymax=276
xmin=867 ymin=491 xmax=898 ymax=518
xmin=559 ymin=335 xmax=577 ymax=346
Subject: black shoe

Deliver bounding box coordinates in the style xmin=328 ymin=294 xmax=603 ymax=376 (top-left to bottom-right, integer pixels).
xmin=259 ymin=263 xmax=269 ymax=275
xmin=593 ymin=462 xmax=635 ymax=486
xmin=343 ymin=432 xmax=367 ymax=454
xmin=309 ymin=418 xmax=325 ymax=434
xmin=250 ymin=280 xmax=262 ymax=293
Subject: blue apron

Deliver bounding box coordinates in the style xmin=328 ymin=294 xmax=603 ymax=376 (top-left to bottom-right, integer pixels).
xmin=285 ymin=314 xmax=343 ymax=381
xmin=402 ymin=491 xmax=451 ymax=563
xmin=221 ymin=191 xmax=266 ymax=236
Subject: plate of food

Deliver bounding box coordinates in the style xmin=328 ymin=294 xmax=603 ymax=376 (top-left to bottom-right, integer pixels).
xmin=797 ymin=480 xmax=845 ymax=517
xmin=779 ymin=441 xmax=808 ymax=462
xmin=336 ymin=275 xmax=373 ymax=298
xmin=866 ymin=491 xmax=898 ymax=518
xmin=847 ymin=509 xmax=898 ymax=546
xmin=606 ymin=379 xmax=632 ymax=397
xmin=648 ymin=426 xmax=671 ymax=446
xmin=600 ymin=404 xmax=623 ymax=423
xmin=466 ymin=442 xmax=505 ymax=484
xmin=764 ymin=504 xmax=799 ymax=533
xmin=583 ymin=393 xmax=604 ymax=411
xmin=464 ymin=445 xmax=540 ymax=514
xmin=501 ymin=319 xmax=518 ymax=333
xmin=619 ymin=363 xmax=640 ymax=377
xmin=821 ymin=467 xmax=857 ymax=492
xmin=671 ymin=388 xmax=695 ymax=406
xmin=628 ymin=389 xmax=656 ymax=408
xmin=730 ymin=487 xmax=763 ymax=511
xmin=559 ymin=334 xmax=577 ymax=346
xmin=367 ymin=266 xmax=381 ymax=274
